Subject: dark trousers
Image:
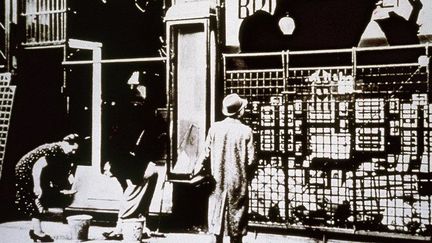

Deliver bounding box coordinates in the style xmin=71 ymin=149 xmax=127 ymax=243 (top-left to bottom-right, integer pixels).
xmin=118 ymin=173 xmax=158 ymax=219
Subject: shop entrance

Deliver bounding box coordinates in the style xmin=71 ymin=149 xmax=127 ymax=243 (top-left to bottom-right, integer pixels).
xmin=62 ymin=39 xmax=170 ymax=215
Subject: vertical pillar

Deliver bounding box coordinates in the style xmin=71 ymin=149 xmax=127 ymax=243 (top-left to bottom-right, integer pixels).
xmin=91 ymin=47 xmax=102 ymax=171
xmin=67 ymin=39 xmax=103 ymax=171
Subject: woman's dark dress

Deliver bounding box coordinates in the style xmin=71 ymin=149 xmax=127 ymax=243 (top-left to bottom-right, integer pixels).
xmin=15 ymin=142 xmax=65 ymax=218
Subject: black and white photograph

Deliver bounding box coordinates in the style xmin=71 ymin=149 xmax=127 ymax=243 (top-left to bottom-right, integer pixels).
xmin=0 ymin=0 xmax=432 ymax=242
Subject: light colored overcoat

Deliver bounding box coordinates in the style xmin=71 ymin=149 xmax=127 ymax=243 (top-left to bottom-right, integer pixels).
xmin=202 ymin=117 xmax=255 ymax=236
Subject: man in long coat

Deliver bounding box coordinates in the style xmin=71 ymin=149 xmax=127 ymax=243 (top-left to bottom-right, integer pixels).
xmin=199 ymin=93 xmax=256 ymax=243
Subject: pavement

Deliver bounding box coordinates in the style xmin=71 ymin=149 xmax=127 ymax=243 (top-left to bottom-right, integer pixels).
xmin=0 ymin=220 xmax=322 ymax=243
xmin=2 ymin=219 xmax=431 ymax=243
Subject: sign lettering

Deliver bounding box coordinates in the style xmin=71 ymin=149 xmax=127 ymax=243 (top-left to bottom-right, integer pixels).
xmin=238 ymin=0 xmax=275 ymax=19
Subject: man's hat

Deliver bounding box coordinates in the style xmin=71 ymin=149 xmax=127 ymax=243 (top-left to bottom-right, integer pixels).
xmin=222 ymin=93 xmax=248 ymax=116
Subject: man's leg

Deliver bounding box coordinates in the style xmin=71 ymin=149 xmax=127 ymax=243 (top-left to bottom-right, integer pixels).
xmin=103 ymin=177 xmax=148 ymax=240
xmin=136 ymin=173 xmax=158 ymax=216
xmin=104 ymin=162 xmax=159 ymax=240
xmin=102 ymin=176 xmax=126 ymax=240
xmin=136 ymin=171 xmax=158 ymax=238
xmin=121 ymin=163 xmax=158 ymax=238
xmin=214 ymin=198 xmax=228 ymax=243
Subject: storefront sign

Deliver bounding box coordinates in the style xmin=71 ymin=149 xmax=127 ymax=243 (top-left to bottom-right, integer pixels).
xmin=237 ymin=0 xmax=276 ymax=18
xmin=225 ymin=0 xmax=276 ymax=47
xmin=225 ymin=0 xmax=431 ymax=49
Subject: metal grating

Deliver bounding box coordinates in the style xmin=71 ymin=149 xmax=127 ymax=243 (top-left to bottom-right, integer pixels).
xmin=22 ymin=0 xmax=67 ymax=46
xmin=224 ymin=45 xmax=432 ymax=235
xmin=0 ymin=73 xmax=16 ymax=179
xmin=225 ymin=69 xmax=285 ymax=102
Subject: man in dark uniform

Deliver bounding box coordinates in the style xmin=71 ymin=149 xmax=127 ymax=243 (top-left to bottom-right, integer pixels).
xmin=103 ymin=82 xmax=165 ymax=240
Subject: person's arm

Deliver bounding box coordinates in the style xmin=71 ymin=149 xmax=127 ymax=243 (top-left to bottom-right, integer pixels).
xmin=32 ymin=157 xmax=48 ymax=198
xmin=246 ymin=128 xmax=257 ymax=181
xmin=25 ymin=142 xmax=64 ymax=196
xmin=193 ymin=127 xmax=213 ymax=175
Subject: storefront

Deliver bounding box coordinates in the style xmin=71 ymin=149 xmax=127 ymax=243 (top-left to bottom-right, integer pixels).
xmin=165 ymin=0 xmax=432 ymax=239
xmin=1 ymin=0 xmax=432 ymax=240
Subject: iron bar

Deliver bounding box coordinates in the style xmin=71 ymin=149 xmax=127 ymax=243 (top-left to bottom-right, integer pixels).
xmin=62 ymin=57 xmax=167 ymax=65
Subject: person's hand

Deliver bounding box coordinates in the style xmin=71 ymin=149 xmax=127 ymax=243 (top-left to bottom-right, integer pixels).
xmin=143 ymin=162 xmax=157 ymax=179
xmin=34 ymin=198 xmax=46 ymax=214
xmin=68 ymin=174 xmax=75 ymax=185
xmin=33 ymin=187 xmax=42 ymax=199
xmin=103 ymin=162 xmax=114 ymax=177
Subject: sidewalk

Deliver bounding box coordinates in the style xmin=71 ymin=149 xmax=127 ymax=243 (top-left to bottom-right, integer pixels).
xmin=5 ymin=219 xmax=430 ymax=243
xmin=0 ymin=220 xmax=321 ymax=243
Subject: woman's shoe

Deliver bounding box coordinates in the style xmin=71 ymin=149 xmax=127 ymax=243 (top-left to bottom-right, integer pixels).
xmin=29 ymin=230 xmax=54 ymax=242
xmin=102 ymin=231 xmax=123 ymax=240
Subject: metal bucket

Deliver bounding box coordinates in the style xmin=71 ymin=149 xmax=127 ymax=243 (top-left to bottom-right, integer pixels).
xmin=66 ymin=214 xmax=93 ymax=241
xmin=121 ymin=218 xmax=145 ymax=242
